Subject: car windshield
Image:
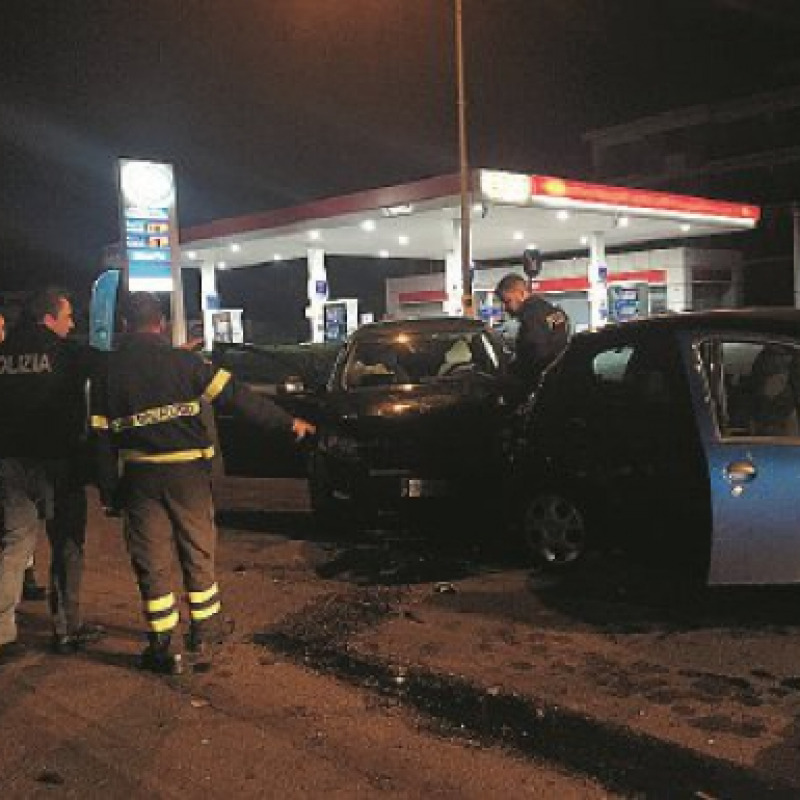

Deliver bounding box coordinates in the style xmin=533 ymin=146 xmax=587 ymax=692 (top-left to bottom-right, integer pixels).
xmin=343 ymin=330 xmax=501 ymax=388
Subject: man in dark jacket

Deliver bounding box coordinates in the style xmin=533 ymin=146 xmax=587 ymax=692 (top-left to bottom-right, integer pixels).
xmin=0 ymin=287 xmax=102 ymax=663
xmin=90 ymin=293 xmax=315 ymax=674
xmin=0 ymin=309 xmax=49 ymax=604
xmin=495 ymin=273 xmax=569 ymax=398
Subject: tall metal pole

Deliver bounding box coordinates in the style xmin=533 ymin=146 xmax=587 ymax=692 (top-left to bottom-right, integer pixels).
xmin=793 ymin=204 xmax=800 ymax=309
xmin=455 ymin=0 xmax=473 ymax=316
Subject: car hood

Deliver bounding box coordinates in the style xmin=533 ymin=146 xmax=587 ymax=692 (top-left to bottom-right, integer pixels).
xmin=316 ymin=379 xmax=510 ymax=474
xmin=325 ymin=380 xmax=502 ymax=425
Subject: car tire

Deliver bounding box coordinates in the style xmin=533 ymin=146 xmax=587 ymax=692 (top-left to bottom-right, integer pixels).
xmin=521 ymin=491 xmax=589 ymax=574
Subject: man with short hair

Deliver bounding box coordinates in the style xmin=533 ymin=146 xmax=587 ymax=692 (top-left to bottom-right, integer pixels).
xmin=495 ymin=273 xmax=569 ymax=397
xmin=91 ymin=292 xmax=315 ymax=674
xmin=0 ymin=287 xmax=102 ymax=663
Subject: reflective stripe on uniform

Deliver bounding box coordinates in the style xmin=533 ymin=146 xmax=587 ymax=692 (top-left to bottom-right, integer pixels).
xmin=149 ymin=610 xmax=180 ymax=633
xmin=144 ymin=593 xmax=180 ymax=633
xmin=188 ymin=583 xmax=221 ymax=622
xmin=120 ymin=447 xmax=215 ymax=464
xmin=110 ymin=400 xmax=202 ymax=433
xmin=201 ymin=369 xmax=231 ymax=402
xmin=90 ymin=415 xmax=110 ymax=430
xmin=190 ymin=601 xmax=221 ymax=622
xmin=145 ymin=593 xmax=176 ymax=613
xmin=188 ymin=583 xmax=219 ymax=605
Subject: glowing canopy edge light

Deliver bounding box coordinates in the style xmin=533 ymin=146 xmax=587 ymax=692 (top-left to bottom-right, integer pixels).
xmin=531 ymin=175 xmax=760 ymax=223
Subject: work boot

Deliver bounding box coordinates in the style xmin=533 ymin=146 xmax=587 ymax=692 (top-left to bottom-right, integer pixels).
xmin=139 ymin=633 xmax=184 ymax=676
xmin=187 ymin=617 xmax=234 ymax=671
xmin=22 ymin=568 xmax=47 ymax=602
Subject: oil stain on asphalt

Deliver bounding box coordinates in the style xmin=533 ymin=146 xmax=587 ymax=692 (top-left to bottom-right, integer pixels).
xmin=255 ymin=578 xmax=799 ymax=800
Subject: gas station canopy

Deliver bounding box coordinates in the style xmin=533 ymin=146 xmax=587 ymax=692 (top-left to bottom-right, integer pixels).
xmin=182 ymin=169 xmax=760 ymax=266
xmin=179 ymin=169 xmax=760 ymax=343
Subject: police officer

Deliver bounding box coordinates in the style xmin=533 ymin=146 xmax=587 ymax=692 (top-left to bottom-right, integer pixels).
xmin=0 ymin=287 xmax=102 ymax=663
xmin=0 ymin=309 xmax=49 ymax=604
xmin=495 ymin=273 xmax=569 ymax=398
xmin=90 ymin=293 xmax=315 ymax=674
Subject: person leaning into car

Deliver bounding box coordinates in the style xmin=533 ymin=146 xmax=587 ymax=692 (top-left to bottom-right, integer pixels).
xmin=90 ymin=292 xmax=315 ymax=675
xmin=495 ymin=273 xmax=569 ymax=399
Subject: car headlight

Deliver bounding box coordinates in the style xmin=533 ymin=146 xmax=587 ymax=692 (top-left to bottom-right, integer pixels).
xmin=319 ymin=433 xmax=360 ymax=457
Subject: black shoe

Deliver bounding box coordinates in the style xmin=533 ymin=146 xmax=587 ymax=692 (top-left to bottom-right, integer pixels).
xmin=140 ymin=646 xmax=185 ymax=676
xmin=0 ymin=641 xmax=28 ymax=666
xmin=188 ymin=617 xmax=235 ymax=651
xmin=51 ymin=624 xmax=107 ymax=655
xmin=73 ymin=624 xmax=106 ymax=645
xmin=22 ymin=568 xmax=47 ymax=602
xmin=51 ymin=635 xmax=78 ymax=655
xmin=139 ymin=632 xmax=184 ymax=676
xmin=187 ymin=617 xmax=234 ymax=671
xmin=22 ymin=582 xmax=47 ymax=602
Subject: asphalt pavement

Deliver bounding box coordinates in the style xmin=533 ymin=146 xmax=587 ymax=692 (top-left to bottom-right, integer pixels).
xmin=3 ymin=477 xmax=800 ymax=798
xmin=217 ymin=478 xmax=800 ymax=796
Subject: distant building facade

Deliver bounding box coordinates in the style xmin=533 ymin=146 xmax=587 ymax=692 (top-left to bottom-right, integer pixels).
xmin=583 ymin=85 xmax=800 ymax=305
xmin=386 ymin=247 xmax=743 ymax=332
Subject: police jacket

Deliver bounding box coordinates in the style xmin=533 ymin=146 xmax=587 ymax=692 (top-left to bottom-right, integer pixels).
xmin=90 ymin=332 xmax=294 ymax=492
xmin=0 ymin=322 xmax=89 ymax=460
xmin=511 ymin=294 xmax=569 ymax=390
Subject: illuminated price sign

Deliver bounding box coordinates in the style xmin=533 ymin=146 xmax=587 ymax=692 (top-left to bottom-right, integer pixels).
xmin=118 ymin=159 xmax=179 ymax=292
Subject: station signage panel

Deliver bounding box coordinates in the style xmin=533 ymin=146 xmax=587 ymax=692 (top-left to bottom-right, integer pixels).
xmin=118 ymin=159 xmax=179 ymax=292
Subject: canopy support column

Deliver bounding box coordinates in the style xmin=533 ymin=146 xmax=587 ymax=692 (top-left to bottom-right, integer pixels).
xmin=199 ymin=260 xmax=218 ymax=352
xmin=794 ymin=205 xmax=800 ymax=309
xmin=445 ymin=219 xmax=469 ymax=317
xmin=307 ymin=247 xmax=328 ymax=343
xmin=588 ymin=232 xmax=609 ymax=330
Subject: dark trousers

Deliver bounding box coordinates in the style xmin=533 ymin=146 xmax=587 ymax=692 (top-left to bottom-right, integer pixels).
xmin=46 ymin=464 xmax=88 ymax=637
xmin=121 ymin=462 xmax=219 ymax=635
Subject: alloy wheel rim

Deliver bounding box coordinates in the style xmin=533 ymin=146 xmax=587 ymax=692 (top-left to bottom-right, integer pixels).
xmin=524 ymin=494 xmax=586 ymax=565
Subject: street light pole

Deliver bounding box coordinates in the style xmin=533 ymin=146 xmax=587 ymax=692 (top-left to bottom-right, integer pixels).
xmin=455 ymin=0 xmax=473 ymax=317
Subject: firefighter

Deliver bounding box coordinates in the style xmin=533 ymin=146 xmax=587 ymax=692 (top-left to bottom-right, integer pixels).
xmin=495 ymin=273 xmax=570 ymax=398
xmin=0 ymin=287 xmax=103 ymax=664
xmin=90 ymin=293 xmax=315 ymax=675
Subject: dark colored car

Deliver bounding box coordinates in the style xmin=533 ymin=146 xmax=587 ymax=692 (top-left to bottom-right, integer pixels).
xmin=213 ymin=342 xmax=341 ymax=477
xmin=304 ymin=317 xmax=512 ymax=536
xmin=512 ymin=309 xmax=800 ymax=586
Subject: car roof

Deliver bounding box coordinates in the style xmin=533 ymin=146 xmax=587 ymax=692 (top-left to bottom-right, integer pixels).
xmin=574 ymin=309 xmax=800 ymax=342
xmin=351 ymin=316 xmax=489 ymax=342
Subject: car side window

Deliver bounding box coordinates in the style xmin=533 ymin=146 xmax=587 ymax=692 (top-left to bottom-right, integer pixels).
xmin=592 ymin=346 xmax=634 ymax=386
xmin=706 ymin=339 xmax=800 ymax=438
xmin=590 ymin=342 xmax=672 ymax=406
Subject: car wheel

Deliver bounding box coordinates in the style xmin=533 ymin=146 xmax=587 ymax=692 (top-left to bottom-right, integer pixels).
xmin=521 ymin=492 xmax=588 ymax=572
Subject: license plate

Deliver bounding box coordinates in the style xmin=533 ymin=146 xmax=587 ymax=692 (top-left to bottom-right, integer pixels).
xmin=402 ymin=479 xmax=448 ymax=498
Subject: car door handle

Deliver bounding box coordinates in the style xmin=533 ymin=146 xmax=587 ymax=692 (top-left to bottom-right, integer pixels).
xmin=725 ymin=460 xmax=757 ymax=483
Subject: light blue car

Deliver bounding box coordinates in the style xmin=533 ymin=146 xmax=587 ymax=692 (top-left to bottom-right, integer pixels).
xmin=513 ymin=309 xmax=800 ymax=586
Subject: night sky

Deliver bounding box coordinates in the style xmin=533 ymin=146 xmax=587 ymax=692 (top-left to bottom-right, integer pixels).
xmin=1 ymin=0 xmax=799 ymax=300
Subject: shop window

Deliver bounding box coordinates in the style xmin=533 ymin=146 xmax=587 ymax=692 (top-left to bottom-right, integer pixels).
xmin=649 ymin=287 xmax=668 ymax=314
xmin=691 ymin=282 xmax=729 ymax=311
